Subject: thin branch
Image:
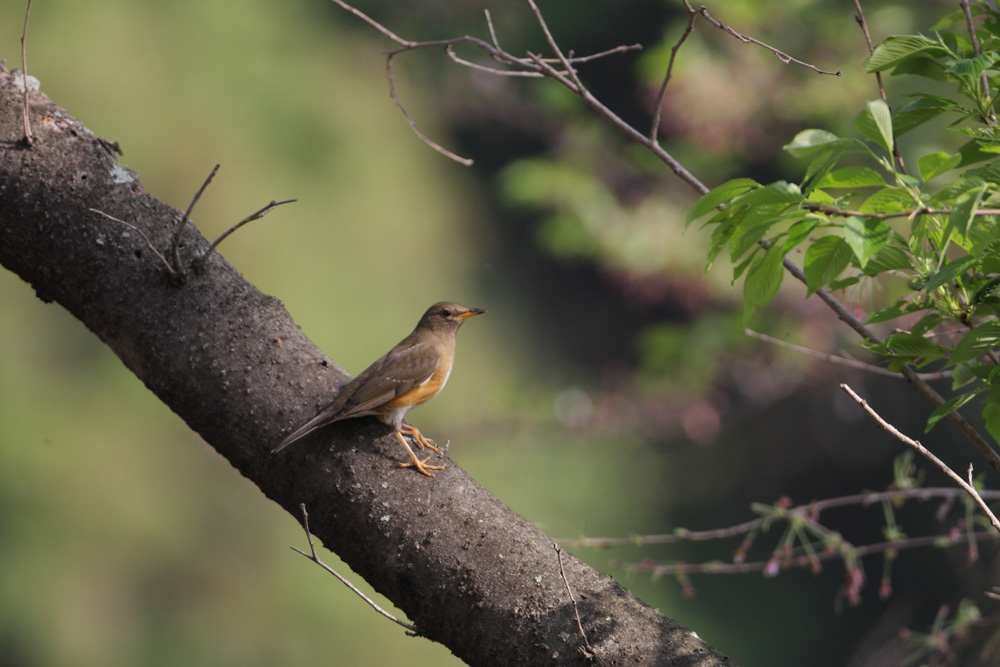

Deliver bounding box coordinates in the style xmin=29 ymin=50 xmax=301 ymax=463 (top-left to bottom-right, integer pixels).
xmin=20 ymin=0 xmax=34 ymax=145
xmin=170 ymin=164 xmax=220 ymax=274
xmin=745 ymin=329 xmax=953 ymax=381
xmin=292 ymin=504 xmax=417 ymax=632
xmin=526 ymin=0 xmax=584 ymax=91
xmin=196 ymin=199 xmax=297 ymax=265
xmin=840 ymin=383 xmax=1000 ymax=535
xmin=693 ymin=3 xmax=841 ymax=76
xmin=89 ymin=208 xmax=176 ymax=276
xmin=385 ymin=52 xmax=475 ymax=166
xmin=651 ymin=2 xmax=698 ymax=143
xmin=612 ymin=531 xmax=998 ymax=577
xmin=565 ymin=487 xmax=1000 ymax=549
xmin=805 ymin=203 xmax=1000 ymax=221
xmin=555 ymin=544 xmax=592 ymax=654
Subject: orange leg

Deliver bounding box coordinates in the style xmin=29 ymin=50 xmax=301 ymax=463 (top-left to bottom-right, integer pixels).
xmin=399 ymin=423 xmax=439 ymax=452
xmin=393 ymin=430 xmax=445 ymax=477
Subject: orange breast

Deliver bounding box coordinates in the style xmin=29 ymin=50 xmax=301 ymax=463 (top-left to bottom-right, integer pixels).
xmin=380 ymin=345 xmax=455 ymax=412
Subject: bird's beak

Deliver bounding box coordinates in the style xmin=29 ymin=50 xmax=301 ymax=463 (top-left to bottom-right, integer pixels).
xmin=457 ymin=308 xmax=486 ymax=319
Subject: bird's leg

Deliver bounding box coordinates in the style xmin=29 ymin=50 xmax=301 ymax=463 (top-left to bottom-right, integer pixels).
xmin=399 ymin=423 xmax=439 ymax=452
xmin=393 ymin=430 xmax=445 ymax=477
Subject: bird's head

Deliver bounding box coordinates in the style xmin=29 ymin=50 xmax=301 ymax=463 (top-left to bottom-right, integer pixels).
xmin=419 ymin=301 xmax=486 ymax=333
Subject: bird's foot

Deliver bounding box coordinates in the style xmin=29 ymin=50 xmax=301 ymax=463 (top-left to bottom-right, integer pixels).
xmin=399 ymin=423 xmax=439 ymax=452
xmin=398 ymin=456 xmax=446 ymax=477
xmin=394 ymin=429 xmax=445 ymax=477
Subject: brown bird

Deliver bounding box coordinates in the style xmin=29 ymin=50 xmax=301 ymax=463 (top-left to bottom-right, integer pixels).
xmin=273 ymin=301 xmax=485 ymax=476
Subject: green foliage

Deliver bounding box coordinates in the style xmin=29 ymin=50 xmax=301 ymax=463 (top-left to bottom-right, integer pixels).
xmin=687 ymin=5 xmax=1000 ymax=441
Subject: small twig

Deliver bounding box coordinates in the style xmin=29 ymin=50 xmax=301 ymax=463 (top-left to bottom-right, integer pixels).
xmin=651 ymin=3 xmax=698 ymax=143
xmin=840 ymin=383 xmax=1000 ymax=535
xmin=20 ymin=0 xmax=34 ymax=145
xmin=385 ymin=52 xmax=475 ymax=166
xmin=555 ymin=544 xmax=592 ymax=654
xmin=694 ymin=3 xmax=840 ymax=76
xmin=565 ymin=487 xmax=1000 ymax=549
xmin=89 ymin=208 xmax=176 ymax=276
xmin=527 ymin=0 xmax=584 ymax=92
xmin=960 ymin=0 xmax=996 ymax=123
xmin=612 ymin=531 xmax=998 ymax=577
xmin=293 ymin=504 xmax=417 ymax=632
xmin=196 ymin=198 xmax=297 ymax=264
xmin=170 ymin=164 xmax=220 ymax=274
xmin=745 ymin=329 xmax=953 ymax=381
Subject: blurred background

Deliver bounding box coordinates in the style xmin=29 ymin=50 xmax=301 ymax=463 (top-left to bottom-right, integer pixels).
xmin=1 ymin=0 xmax=995 ymax=665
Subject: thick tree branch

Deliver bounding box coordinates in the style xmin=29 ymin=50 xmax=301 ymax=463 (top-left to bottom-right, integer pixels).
xmin=0 ymin=65 xmax=733 ymax=666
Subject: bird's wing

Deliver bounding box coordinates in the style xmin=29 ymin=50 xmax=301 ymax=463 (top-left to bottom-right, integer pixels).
xmin=333 ymin=338 xmax=438 ymax=418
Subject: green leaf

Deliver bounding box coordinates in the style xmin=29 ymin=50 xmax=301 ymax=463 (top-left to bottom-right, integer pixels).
xmin=782 ymin=218 xmax=820 ymax=253
xmin=705 ymin=212 xmax=741 ymax=272
xmin=950 ymin=321 xmax=1000 ymax=365
xmin=731 ymin=181 xmax=803 ymax=206
xmin=918 ymin=152 xmax=962 ymax=182
xmin=864 ymin=35 xmax=949 ymax=73
xmin=744 ymin=244 xmax=785 ymax=318
xmin=803 ymin=236 xmax=853 ymax=295
xmin=924 ymin=255 xmax=978 ymax=292
xmin=687 ymin=178 xmax=760 ymax=223
xmin=867 ymin=298 xmax=925 ymax=324
xmin=951 ymin=362 xmax=977 ymax=390
xmin=783 ymin=129 xmax=850 ymax=160
xmin=926 ymin=389 xmax=982 ymax=431
xmin=859 ymin=188 xmax=914 ymax=214
xmin=843 ymin=216 xmax=890 ymax=269
xmin=884 ymin=331 xmax=948 ymax=367
xmin=728 ymin=205 xmax=790 ymax=262
xmin=946 ymin=52 xmax=1000 ymax=79
xmin=892 ymin=105 xmax=944 ymax=139
xmin=983 ymin=397 xmax=1000 ymax=446
xmin=814 ymin=167 xmax=885 ymax=189
xmin=864 ymin=243 xmax=913 ymax=275
xmin=950 ymin=183 xmax=988 ymax=237
xmin=855 ymin=99 xmax=894 ymax=153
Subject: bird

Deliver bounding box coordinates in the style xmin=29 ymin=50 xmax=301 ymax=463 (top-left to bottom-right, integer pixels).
xmin=273 ymin=301 xmax=486 ymax=476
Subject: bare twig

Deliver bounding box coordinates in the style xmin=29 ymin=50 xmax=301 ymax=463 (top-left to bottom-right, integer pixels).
xmin=840 ymin=383 xmax=1000 ymax=535
xmin=651 ymin=4 xmax=698 ymax=143
xmin=745 ymin=329 xmax=953 ymax=381
xmin=612 ymin=531 xmax=998 ymax=577
xmin=385 ymin=52 xmax=475 ymax=166
xmin=555 ymin=544 xmax=592 ymax=654
xmin=292 ymin=504 xmax=417 ymax=632
xmin=20 ymin=0 xmax=34 ymax=145
xmin=693 ymin=3 xmax=841 ymax=76
xmin=566 ymin=487 xmax=1000 ymax=549
xmin=170 ymin=164 xmax=220 ymax=274
xmin=89 ymin=208 xmax=176 ymax=276
xmin=526 ymin=0 xmax=584 ymax=91
xmin=196 ymin=199 xmax=297 ymax=265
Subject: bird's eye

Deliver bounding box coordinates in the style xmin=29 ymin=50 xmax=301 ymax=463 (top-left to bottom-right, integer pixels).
xmin=442 ymin=308 xmax=453 ymax=317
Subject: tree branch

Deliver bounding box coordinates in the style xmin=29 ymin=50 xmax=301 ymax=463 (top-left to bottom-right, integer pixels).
xmin=0 ymin=64 xmax=734 ymax=667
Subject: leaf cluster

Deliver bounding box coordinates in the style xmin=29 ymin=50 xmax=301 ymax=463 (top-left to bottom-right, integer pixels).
xmin=688 ymin=5 xmax=1000 ymax=444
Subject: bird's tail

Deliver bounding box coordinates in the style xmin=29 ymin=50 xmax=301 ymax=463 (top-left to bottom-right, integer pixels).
xmin=271 ymin=411 xmax=330 ymax=453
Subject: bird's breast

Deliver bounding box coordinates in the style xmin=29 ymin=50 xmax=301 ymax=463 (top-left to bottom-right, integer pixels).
xmin=381 ymin=343 xmax=455 ymax=412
